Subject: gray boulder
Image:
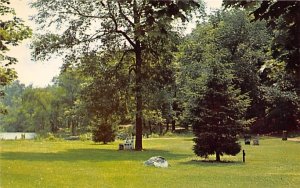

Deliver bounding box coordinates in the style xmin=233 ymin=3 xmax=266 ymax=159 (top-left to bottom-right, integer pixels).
xmin=144 ymin=156 xmax=168 ymax=168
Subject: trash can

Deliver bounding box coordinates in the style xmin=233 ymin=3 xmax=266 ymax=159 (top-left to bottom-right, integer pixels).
xmin=119 ymin=144 xmax=124 ymax=150
xmin=282 ymin=131 xmax=287 ymax=141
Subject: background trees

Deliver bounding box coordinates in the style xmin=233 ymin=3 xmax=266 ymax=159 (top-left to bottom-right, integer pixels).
xmin=0 ymin=0 xmax=31 ymax=114
xmin=0 ymin=1 xmax=298 ymax=159
xmin=177 ymin=9 xmax=270 ymax=132
xmin=223 ymin=0 xmax=300 ymax=132
xmin=177 ymin=11 xmax=253 ymax=161
xmin=31 ymin=0 xmax=201 ymax=150
xmin=223 ymin=1 xmax=300 ymax=93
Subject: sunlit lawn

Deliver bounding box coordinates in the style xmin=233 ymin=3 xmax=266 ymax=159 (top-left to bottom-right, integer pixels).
xmin=1 ymin=136 xmax=299 ymax=187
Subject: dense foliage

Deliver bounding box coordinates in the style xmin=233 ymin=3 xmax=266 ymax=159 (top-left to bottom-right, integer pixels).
xmin=0 ymin=0 xmax=32 ymax=114
xmin=92 ymin=122 xmax=116 ymax=144
xmin=0 ymin=1 xmax=299 ymax=160
xmin=189 ymin=54 xmax=251 ymax=161
xmin=30 ymin=0 xmax=202 ymax=150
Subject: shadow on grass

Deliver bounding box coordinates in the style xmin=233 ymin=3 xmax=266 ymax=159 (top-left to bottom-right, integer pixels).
xmin=0 ymin=148 xmax=190 ymax=163
xmin=179 ymin=159 xmax=244 ymax=167
xmin=182 ymin=138 xmax=193 ymax=142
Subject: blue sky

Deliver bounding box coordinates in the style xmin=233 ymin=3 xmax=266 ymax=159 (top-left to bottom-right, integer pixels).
xmin=10 ymin=0 xmax=222 ymax=87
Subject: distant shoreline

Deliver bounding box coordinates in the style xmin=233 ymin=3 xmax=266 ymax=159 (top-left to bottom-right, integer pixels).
xmin=0 ymin=132 xmax=37 ymax=140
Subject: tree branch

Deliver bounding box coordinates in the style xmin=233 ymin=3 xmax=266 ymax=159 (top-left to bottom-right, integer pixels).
xmin=118 ymin=2 xmax=135 ymax=27
xmin=66 ymin=4 xmax=106 ymax=19
xmin=129 ymin=64 xmax=137 ymax=75
xmin=116 ymin=30 xmax=136 ymax=47
xmin=107 ymin=3 xmax=136 ymax=48
xmin=118 ymin=49 xmax=134 ymax=67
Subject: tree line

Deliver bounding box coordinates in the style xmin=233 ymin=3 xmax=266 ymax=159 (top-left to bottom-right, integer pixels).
xmin=1 ymin=0 xmax=299 ymax=159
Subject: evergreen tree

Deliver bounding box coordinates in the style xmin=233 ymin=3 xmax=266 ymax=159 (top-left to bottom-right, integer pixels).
xmin=92 ymin=122 xmax=116 ymax=144
xmin=190 ymin=60 xmax=251 ymax=162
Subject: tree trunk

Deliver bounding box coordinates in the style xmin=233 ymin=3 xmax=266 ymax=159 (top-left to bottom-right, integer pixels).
xmin=295 ymin=10 xmax=300 ymax=95
xmin=50 ymin=120 xmax=55 ymax=133
xmin=133 ymin=0 xmax=143 ymax=151
xmin=135 ymin=44 xmax=143 ymax=151
xmin=166 ymin=121 xmax=169 ymax=133
xmin=71 ymin=120 xmax=77 ymax=136
xmin=171 ymin=119 xmax=176 ymax=132
xmin=143 ymin=120 xmax=146 ymax=137
xmin=149 ymin=120 xmax=152 ymax=135
xmin=216 ymin=152 xmax=221 ymax=162
xmin=159 ymin=123 xmax=163 ymax=135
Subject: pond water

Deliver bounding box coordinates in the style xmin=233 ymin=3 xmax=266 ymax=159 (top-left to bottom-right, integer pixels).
xmin=0 ymin=132 xmax=37 ymax=140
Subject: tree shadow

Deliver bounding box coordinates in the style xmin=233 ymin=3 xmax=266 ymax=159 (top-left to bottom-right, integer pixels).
xmin=183 ymin=138 xmax=193 ymax=142
xmin=0 ymin=148 xmax=190 ymax=163
xmin=179 ymin=159 xmax=244 ymax=167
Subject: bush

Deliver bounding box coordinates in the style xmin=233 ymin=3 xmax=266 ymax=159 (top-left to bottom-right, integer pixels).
xmin=46 ymin=132 xmax=58 ymax=141
xmin=149 ymin=133 xmax=160 ymax=138
xmin=92 ymin=123 xmax=116 ymax=144
xmin=164 ymin=131 xmax=174 ymax=137
xmin=79 ymin=133 xmax=92 ymax=141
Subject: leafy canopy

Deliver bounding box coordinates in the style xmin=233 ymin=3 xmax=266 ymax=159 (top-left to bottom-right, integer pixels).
xmin=0 ymin=0 xmax=32 ymax=114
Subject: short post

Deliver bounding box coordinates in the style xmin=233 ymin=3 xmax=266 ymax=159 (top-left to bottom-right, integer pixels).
xmin=243 ymin=150 xmax=246 ymax=163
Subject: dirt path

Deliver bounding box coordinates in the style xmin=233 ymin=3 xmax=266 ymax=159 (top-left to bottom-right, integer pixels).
xmin=288 ymin=137 xmax=300 ymax=142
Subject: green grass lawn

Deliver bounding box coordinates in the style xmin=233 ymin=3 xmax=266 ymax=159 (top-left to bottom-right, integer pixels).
xmin=1 ymin=136 xmax=299 ymax=188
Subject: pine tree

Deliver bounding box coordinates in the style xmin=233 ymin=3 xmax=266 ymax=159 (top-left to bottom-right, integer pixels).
xmin=190 ymin=61 xmax=251 ymax=162
xmin=92 ymin=122 xmax=116 ymax=144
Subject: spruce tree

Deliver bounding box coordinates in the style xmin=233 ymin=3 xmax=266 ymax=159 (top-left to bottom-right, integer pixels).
xmin=190 ymin=61 xmax=251 ymax=162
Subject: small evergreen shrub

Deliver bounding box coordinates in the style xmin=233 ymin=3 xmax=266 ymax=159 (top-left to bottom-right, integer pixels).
xmin=92 ymin=123 xmax=116 ymax=144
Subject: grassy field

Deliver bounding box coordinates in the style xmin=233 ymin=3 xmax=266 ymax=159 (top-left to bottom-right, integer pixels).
xmin=0 ymin=136 xmax=299 ymax=188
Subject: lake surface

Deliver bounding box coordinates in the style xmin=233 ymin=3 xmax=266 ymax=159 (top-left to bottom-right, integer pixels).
xmin=0 ymin=132 xmax=37 ymax=140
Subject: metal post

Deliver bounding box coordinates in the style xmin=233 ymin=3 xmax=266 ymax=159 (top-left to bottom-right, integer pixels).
xmin=243 ymin=150 xmax=246 ymax=163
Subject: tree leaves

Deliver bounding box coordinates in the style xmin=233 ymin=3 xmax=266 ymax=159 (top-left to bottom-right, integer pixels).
xmin=0 ymin=0 xmax=31 ymax=114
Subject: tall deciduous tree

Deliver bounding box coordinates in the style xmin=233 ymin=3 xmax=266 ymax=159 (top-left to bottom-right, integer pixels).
xmin=177 ymin=9 xmax=267 ymax=132
xmin=223 ymin=0 xmax=300 ymax=94
xmin=31 ymin=0 xmax=201 ymax=150
xmin=223 ymin=1 xmax=300 ymax=132
xmin=0 ymin=0 xmax=31 ymax=114
xmin=210 ymin=9 xmax=272 ymax=132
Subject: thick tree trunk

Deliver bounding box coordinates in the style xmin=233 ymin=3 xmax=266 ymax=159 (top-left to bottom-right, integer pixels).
xmin=133 ymin=0 xmax=143 ymax=150
xmin=216 ymin=152 xmax=221 ymax=162
xmin=135 ymin=45 xmax=143 ymax=151
xmin=296 ymin=10 xmax=300 ymax=95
